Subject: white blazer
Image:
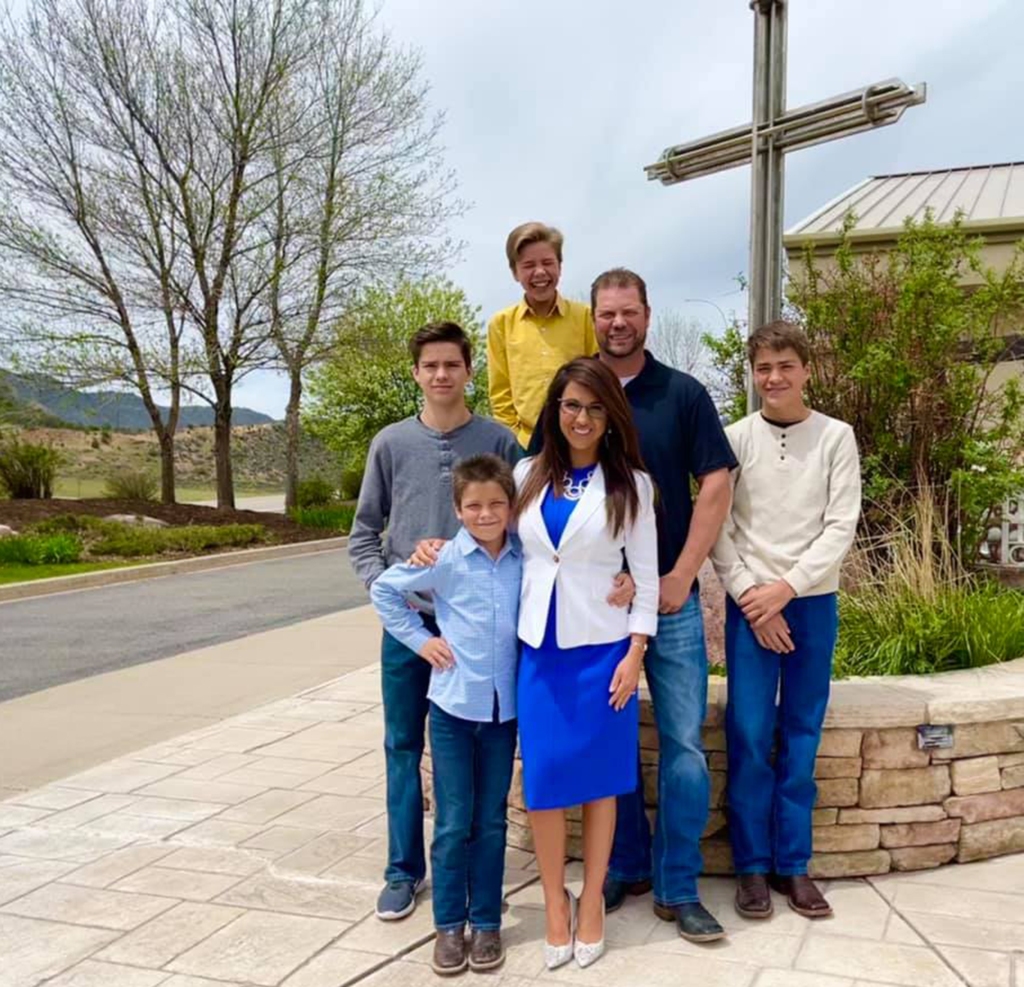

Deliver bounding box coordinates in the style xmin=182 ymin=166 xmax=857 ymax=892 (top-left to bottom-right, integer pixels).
xmin=514 ymin=458 xmax=659 ymax=649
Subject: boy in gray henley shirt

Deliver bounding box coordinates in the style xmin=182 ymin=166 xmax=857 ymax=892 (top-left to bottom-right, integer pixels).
xmin=348 ymin=321 xmax=519 ymax=923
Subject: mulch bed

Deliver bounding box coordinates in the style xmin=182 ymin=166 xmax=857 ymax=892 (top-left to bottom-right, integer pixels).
xmin=0 ymin=498 xmax=333 ymax=544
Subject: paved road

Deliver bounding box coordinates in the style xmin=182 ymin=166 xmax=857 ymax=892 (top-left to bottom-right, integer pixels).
xmin=190 ymin=494 xmax=286 ymax=512
xmin=0 ymin=548 xmax=368 ymax=702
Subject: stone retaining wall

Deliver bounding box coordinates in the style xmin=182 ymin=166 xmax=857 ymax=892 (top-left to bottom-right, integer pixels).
xmin=495 ymin=658 xmax=1024 ymax=878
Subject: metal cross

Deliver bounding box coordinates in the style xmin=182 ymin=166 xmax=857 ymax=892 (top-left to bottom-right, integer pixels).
xmin=644 ymin=0 xmax=926 ymax=410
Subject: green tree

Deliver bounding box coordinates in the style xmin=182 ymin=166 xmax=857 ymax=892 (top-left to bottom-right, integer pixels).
xmin=303 ymin=278 xmax=486 ymax=477
xmin=701 ymin=321 xmax=748 ymax=424
xmin=789 ymin=211 xmax=1024 ymax=558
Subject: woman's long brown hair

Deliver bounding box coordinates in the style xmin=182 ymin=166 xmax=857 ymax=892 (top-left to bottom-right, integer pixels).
xmin=515 ymin=357 xmax=647 ymax=537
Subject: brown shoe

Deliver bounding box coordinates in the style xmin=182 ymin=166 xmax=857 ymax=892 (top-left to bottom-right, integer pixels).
xmin=431 ymin=927 xmax=468 ymax=976
xmin=468 ymin=928 xmax=505 ymax=972
xmin=735 ymin=874 xmax=773 ymax=919
xmin=768 ymin=874 xmax=833 ymax=919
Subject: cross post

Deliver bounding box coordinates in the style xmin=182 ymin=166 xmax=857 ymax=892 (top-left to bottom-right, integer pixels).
xmin=644 ymin=0 xmax=927 ymax=410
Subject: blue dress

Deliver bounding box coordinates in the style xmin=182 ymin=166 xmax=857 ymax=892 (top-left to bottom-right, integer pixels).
xmin=516 ymin=467 xmax=639 ymax=810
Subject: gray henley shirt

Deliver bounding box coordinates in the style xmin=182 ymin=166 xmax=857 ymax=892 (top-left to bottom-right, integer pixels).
xmin=348 ymin=414 xmax=521 ymax=592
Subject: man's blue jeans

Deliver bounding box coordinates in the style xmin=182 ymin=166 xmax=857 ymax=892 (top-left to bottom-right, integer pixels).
xmin=381 ymin=626 xmax=434 ymax=885
xmin=609 ymin=593 xmax=710 ymax=906
xmin=428 ymin=701 xmax=517 ymax=931
xmin=725 ymin=593 xmax=838 ymax=876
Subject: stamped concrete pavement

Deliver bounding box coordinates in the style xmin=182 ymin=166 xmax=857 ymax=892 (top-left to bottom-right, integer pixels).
xmin=0 ymin=606 xmax=1022 ymax=987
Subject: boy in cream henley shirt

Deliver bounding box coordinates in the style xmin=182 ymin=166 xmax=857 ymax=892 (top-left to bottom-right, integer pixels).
xmin=711 ymin=321 xmax=861 ymax=922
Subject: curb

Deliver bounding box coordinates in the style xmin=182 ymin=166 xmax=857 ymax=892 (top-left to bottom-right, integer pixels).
xmin=0 ymin=536 xmax=349 ymax=604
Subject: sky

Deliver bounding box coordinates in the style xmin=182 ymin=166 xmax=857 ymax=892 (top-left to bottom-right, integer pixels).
xmin=12 ymin=0 xmax=1023 ymax=416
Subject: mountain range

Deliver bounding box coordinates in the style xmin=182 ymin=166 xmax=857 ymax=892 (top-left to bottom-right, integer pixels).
xmin=0 ymin=369 xmax=275 ymax=430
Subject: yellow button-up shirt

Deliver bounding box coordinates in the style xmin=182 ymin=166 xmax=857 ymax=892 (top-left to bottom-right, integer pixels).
xmin=486 ymin=295 xmax=597 ymax=447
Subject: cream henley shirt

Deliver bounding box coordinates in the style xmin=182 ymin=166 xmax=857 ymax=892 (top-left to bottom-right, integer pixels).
xmin=711 ymin=410 xmax=862 ymax=602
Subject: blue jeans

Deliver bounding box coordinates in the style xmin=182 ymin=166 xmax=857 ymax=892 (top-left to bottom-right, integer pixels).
xmin=609 ymin=593 xmax=710 ymax=906
xmin=429 ymin=701 xmax=517 ymax=931
xmin=381 ymin=625 xmax=435 ymax=885
xmin=725 ymin=594 xmax=838 ymax=875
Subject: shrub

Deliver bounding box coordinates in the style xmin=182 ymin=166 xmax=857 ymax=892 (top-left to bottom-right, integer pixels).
xmin=296 ymin=476 xmax=336 ymax=508
xmin=105 ymin=469 xmax=158 ymax=501
xmin=339 ymin=465 xmax=364 ymax=501
xmin=835 ymin=493 xmax=1024 ymax=677
xmin=0 ymin=532 xmax=82 ymax=565
xmin=289 ymin=504 xmax=355 ymax=532
xmin=90 ymin=522 xmax=266 ymax=557
xmin=0 ymin=434 xmax=63 ymax=498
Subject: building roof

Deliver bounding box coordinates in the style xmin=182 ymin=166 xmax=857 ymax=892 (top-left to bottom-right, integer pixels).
xmin=785 ymin=162 xmax=1024 ymax=243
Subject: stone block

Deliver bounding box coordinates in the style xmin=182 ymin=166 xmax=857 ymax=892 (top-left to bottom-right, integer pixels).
xmin=817 ymin=729 xmax=863 ymax=758
xmin=808 ymin=849 xmax=891 ymax=879
xmin=640 ymin=724 xmax=659 ymax=751
xmin=958 ymin=815 xmax=1024 ymax=862
xmin=702 ymin=728 xmax=726 ymax=752
xmin=861 ymin=729 xmax=930 ymax=770
xmin=707 ymin=752 xmax=727 ymax=770
xmin=998 ymin=751 xmax=1024 ymax=768
xmin=813 ymin=808 xmax=838 ymax=827
xmin=839 ymin=805 xmax=946 ymax=824
xmin=879 ymin=819 xmax=961 ymax=848
xmin=890 ymin=843 xmax=957 ymax=871
xmin=860 ymin=766 xmax=950 ymax=808
xmin=639 ymin=699 xmax=655 ymax=726
xmin=945 ymin=787 xmax=1024 ymax=823
xmin=642 ymin=765 xmax=657 ymax=805
xmin=1002 ymin=765 xmax=1024 ymax=789
xmin=700 ymin=839 xmax=734 ymax=875
xmin=813 ymin=778 xmax=859 ymax=807
xmin=702 ymin=810 xmax=727 ymax=838
xmin=507 ymin=820 xmax=532 ymax=853
xmin=931 ymin=721 xmax=1024 ymax=759
xmin=640 ymin=747 xmax=659 ymax=765
xmin=814 ymin=756 xmax=862 ymax=779
xmin=709 ymin=770 xmax=727 ymax=808
xmin=812 ymin=823 xmax=879 ymax=852
xmin=950 ymin=756 xmax=1002 ymax=795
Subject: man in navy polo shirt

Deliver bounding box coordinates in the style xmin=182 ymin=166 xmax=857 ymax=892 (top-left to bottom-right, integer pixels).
xmin=576 ymin=269 xmax=736 ymax=941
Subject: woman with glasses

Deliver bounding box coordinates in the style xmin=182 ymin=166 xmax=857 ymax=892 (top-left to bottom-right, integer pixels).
xmin=513 ymin=357 xmax=659 ymax=970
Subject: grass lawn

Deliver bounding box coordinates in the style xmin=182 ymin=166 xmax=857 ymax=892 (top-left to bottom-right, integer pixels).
xmin=52 ymin=478 xmax=282 ymax=501
xmin=0 ymin=560 xmax=139 ymax=585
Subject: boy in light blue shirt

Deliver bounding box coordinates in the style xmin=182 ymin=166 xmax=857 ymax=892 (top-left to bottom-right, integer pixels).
xmin=370 ymin=453 xmax=520 ymax=976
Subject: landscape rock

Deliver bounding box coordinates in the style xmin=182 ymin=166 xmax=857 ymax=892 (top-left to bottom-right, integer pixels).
xmin=944 ymin=787 xmax=1024 ymax=824
xmin=103 ymin=513 xmax=170 ymax=528
xmin=808 ymin=849 xmax=891 ymax=879
xmin=861 ymin=728 xmax=930 ymax=769
xmin=950 ymin=756 xmax=1002 ymax=796
xmin=860 ymin=766 xmax=951 ymax=808
xmin=839 ymin=805 xmax=947 ymax=825
xmin=814 ymin=778 xmax=859 ymax=807
xmin=814 ymin=756 xmax=863 ymax=779
xmin=880 ymin=819 xmax=961 ymax=848
xmin=812 ymin=823 xmax=880 ymax=853
xmin=0 ymin=524 xmax=16 ymax=537
xmin=957 ymin=816 xmax=1024 ymax=862
xmin=890 ymin=844 xmax=957 ymax=871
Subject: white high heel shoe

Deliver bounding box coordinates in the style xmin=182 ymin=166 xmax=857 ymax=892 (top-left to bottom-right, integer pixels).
xmin=543 ymin=888 xmax=577 ymax=970
xmin=574 ymin=896 xmax=606 ymax=968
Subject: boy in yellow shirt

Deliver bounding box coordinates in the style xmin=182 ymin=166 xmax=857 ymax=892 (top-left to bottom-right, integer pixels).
xmin=487 ymin=222 xmax=596 ymax=447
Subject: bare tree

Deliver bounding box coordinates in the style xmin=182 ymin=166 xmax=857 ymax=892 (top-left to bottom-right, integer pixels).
xmin=262 ymin=0 xmax=462 ymax=510
xmin=648 ymin=309 xmax=716 ymax=382
xmin=0 ymin=0 xmax=187 ymax=501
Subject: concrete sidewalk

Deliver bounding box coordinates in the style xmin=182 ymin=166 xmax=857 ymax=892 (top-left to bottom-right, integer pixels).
xmin=1 ymin=607 xmax=1023 ymax=986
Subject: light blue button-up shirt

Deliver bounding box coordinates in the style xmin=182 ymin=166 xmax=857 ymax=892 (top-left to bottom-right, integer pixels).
xmin=369 ymin=526 xmax=521 ymax=723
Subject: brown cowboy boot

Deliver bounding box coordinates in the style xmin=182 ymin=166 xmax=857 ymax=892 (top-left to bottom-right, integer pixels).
xmin=431 ymin=926 xmax=468 ymax=976
xmin=468 ymin=929 xmax=505 ymax=972
xmin=768 ymin=874 xmax=833 ymax=918
xmin=735 ymin=873 xmax=773 ymax=919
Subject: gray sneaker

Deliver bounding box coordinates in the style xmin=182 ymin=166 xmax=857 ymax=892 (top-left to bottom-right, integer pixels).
xmin=375 ymin=878 xmax=423 ymax=921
